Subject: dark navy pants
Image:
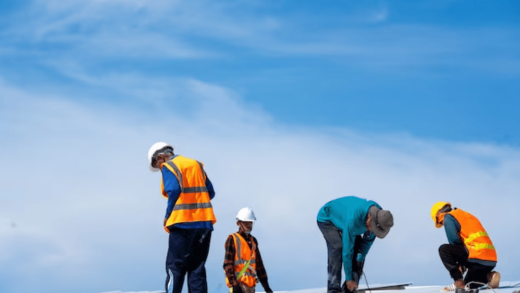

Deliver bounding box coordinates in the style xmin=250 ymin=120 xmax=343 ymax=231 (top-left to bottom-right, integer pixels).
xmin=165 ymin=227 xmax=212 ymax=293
xmin=318 ymin=221 xmax=364 ymax=293
xmin=439 ymin=244 xmax=494 ymax=289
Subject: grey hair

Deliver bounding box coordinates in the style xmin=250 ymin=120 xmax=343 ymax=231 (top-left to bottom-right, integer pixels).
xmin=152 ymin=147 xmax=174 ymax=163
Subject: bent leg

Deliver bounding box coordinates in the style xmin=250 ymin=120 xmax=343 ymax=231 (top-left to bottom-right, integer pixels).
xmin=438 ymin=244 xmax=468 ymax=281
xmin=464 ymin=263 xmax=494 ymax=289
xmin=318 ymin=221 xmax=343 ymax=293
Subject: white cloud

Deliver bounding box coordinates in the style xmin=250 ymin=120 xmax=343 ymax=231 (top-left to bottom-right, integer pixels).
xmin=1 ymin=74 xmax=519 ymax=293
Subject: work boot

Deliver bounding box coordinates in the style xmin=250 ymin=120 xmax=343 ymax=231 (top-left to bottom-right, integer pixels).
xmin=454 ymin=279 xmax=465 ymax=289
xmin=487 ymin=271 xmax=501 ymax=289
xmin=441 ymin=279 xmax=465 ymax=292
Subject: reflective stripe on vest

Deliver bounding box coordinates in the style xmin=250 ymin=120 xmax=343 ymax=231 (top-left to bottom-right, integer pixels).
xmin=464 ymin=231 xmax=489 ymax=245
xmin=173 ymin=202 xmax=213 ymax=211
xmin=165 ymin=160 xmax=184 ymax=189
xmin=184 ymin=186 xmax=208 ymax=193
xmin=234 ymin=259 xmax=257 ymax=266
xmin=473 ymin=243 xmax=495 ymax=250
xmin=160 ymin=156 xmax=216 ymax=232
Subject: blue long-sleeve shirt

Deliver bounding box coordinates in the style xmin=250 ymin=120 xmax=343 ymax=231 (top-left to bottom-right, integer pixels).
xmin=444 ymin=214 xmax=463 ymax=245
xmin=317 ymin=196 xmax=381 ymax=281
xmin=161 ymin=155 xmax=215 ymax=230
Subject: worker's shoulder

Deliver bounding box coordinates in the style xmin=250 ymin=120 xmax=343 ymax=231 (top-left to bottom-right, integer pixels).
xmin=444 ymin=213 xmax=455 ymax=219
xmin=172 ymin=155 xmax=200 ymax=163
xmin=328 ymin=196 xmax=375 ymax=209
xmin=226 ymin=233 xmax=237 ymax=240
xmin=444 ymin=213 xmax=460 ymax=225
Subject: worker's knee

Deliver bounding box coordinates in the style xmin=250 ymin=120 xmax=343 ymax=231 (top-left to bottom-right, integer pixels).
xmin=438 ymin=244 xmax=450 ymax=255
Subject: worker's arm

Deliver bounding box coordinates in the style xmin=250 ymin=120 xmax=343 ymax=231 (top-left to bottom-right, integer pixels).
xmin=254 ymin=237 xmax=273 ymax=293
xmin=444 ymin=214 xmax=463 ymax=245
xmin=205 ymin=175 xmax=215 ymax=200
xmin=162 ymin=167 xmax=181 ymax=221
xmin=223 ymin=235 xmax=240 ymax=290
xmin=356 ymin=231 xmax=376 ymax=262
xmin=198 ymin=162 xmax=215 ymax=200
xmin=341 ymin=228 xmax=355 ymax=281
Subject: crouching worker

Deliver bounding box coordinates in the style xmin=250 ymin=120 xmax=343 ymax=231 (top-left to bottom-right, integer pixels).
xmin=431 ymin=202 xmax=500 ymax=291
xmin=317 ymin=196 xmax=394 ymax=293
xmin=224 ymin=208 xmax=273 ymax=293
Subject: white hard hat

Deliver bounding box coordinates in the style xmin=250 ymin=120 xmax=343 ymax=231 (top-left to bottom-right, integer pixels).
xmin=147 ymin=142 xmax=173 ymax=172
xmin=236 ymin=207 xmax=256 ymax=222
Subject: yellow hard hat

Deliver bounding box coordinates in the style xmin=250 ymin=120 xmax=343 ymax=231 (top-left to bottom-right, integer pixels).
xmin=431 ymin=201 xmax=451 ymax=228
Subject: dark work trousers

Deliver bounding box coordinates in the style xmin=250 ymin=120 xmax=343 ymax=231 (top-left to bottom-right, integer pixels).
xmin=439 ymin=244 xmax=495 ymax=289
xmin=165 ymin=227 xmax=212 ymax=293
xmin=318 ymin=221 xmax=364 ymax=293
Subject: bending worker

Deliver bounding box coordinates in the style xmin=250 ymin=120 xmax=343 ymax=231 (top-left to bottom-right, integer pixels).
xmin=431 ymin=202 xmax=500 ymax=291
xmin=223 ymin=207 xmax=273 ymax=293
xmin=317 ymin=196 xmax=394 ymax=293
xmin=148 ymin=142 xmax=217 ymax=293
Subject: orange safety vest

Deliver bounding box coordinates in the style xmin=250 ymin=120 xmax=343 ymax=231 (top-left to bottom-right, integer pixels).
xmin=439 ymin=208 xmax=497 ymax=262
xmin=226 ymin=233 xmax=258 ymax=288
xmin=160 ymin=155 xmax=216 ymax=233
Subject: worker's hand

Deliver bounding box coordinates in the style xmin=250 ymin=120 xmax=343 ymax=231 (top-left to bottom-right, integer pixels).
xmin=163 ymin=218 xmax=167 ymax=227
xmin=264 ymin=286 xmax=273 ymax=293
xmin=347 ymin=280 xmax=358 ymax=292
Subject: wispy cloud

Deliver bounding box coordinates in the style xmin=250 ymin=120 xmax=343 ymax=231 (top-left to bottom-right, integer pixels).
xmin=2 ymin=0 xmax=519 ymax=75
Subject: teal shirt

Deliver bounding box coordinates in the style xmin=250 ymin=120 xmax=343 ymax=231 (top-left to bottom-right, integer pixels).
xmin=317 ymin=196 xmax=381 ymax=281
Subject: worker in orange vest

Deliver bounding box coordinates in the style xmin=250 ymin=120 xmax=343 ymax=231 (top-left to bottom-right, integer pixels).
xmin=431 ymin=202 xmax=500 ymax=291
xmin=148 ymin=142 xmax=217 ymax=293
xmin=223 ymin=207 xmax=273 ymax=293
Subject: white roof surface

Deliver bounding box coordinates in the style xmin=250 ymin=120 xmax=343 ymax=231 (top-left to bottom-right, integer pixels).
xmin=100 ymin=281 xmax=520 ymax=293
xmin=267 ymin=282 xmax=520 ymax=293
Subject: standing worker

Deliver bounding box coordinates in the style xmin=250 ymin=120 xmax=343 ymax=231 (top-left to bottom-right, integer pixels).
xmin=431 ymin=202 xmax=500 ymax=291
xmin=148 ymin=142 xmax=217 ymax=293
xmin=317 ymin=196 xmax=394 ymax=293
xmin=223 ymin=207 xmax=273 ymax=293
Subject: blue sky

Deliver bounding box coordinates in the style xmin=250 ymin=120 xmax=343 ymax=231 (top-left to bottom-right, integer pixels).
xmin=1 ymin=1 xmax=519 ymax=293
xmin=1 ymin=0 xmax=519 ymax=144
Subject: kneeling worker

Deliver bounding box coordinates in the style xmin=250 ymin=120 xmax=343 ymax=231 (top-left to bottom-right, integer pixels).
xmin=223 ymin=207 xmax=273 ymax=293
xmin=317 ymin=196 xmax=394 ymax=293
xmin=431 ymin=202 xmax=500 ymax=291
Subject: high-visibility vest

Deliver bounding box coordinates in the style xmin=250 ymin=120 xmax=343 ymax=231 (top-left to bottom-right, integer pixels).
xmin=160 ymin=155 xmax=216 ymax=233
xmin=226 ymin=233 xmax=258 ymax=288
xmin=440 ymin=208 xmax=497 ymax=262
